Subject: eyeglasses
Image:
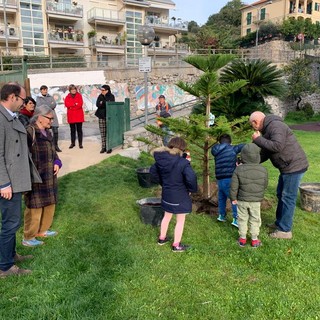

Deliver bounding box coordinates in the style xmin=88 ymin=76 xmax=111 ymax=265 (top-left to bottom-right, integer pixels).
xmin=42 ymin=115 xmax=54 ymax=121
xmin=101 ymin=89 xmax=106 ymax=91
xmin=15 ymin=95 xmax=27 ymax=103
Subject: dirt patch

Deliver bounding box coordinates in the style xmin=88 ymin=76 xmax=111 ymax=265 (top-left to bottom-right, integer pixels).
xmin=192 ymin=183 xmax=273 ymax=215
xmin=289 ymin=122 xmax=320 ymax=131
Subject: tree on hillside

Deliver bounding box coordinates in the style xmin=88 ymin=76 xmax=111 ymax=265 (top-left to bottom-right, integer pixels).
xmin=181 ymin=0 xmax=243 ymax=49
xmin=205 ymin=0 xmax=243 ymax=48
xmin=283 ymin=58 xmax=318 ymax=109
xmin=188 ymin=21 xmax=200 ymax=33
xmin=207 ymin=0 xmax=243 ymax=27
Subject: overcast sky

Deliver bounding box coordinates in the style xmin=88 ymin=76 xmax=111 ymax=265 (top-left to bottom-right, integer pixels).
xmin=173 ymin=0 xmax=256 ymax=25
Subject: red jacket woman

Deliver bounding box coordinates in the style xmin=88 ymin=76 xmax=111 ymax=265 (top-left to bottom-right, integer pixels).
xmin=64 ymin=87 xmax=84 ymax=123
xmin=64 ymin=84 xmax=85 ymax=148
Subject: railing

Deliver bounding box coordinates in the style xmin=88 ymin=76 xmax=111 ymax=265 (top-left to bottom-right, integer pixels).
xmin=88 ymin=36 xmax=124 ymax=47
xmin=0 ymin=43 xmax=317 ymax=71
xmin=145 ymin=16 xmax=188 ymax=31
xmin=0 ymin=0 xmax=17 ymax=8
xmin=148 ymin=43 xmax=189 ymax=53
xmin=0 ymin=25 xmax=20 ymax=39
xmin=48 ymin=31 xmax=84 ymax=43
xmin=87 ymin=8 xmax=125 ymax=23
xmin=131 ymin=98 xmax=198 ymax=128
xmin=46 ymin=1 xmax=83 ymax=17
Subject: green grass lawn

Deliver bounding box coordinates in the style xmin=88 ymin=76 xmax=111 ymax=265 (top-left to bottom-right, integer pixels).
xmin=1 ymin=130 xmax=320 ymax=319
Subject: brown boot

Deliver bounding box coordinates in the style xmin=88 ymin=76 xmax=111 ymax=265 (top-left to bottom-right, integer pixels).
xmin=0 ymin=265 xmax=32 ymax=278
xmin=269 ymin=230 xmax=293 ymax=239
xmin=14 ymin=253 xmax=34 ymax=263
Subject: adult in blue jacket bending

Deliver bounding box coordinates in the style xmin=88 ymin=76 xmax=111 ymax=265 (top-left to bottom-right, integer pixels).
xmin=150 ymin=137 xmax=198 ymax=252
xmin=211 ymin=134 xmax=245 ymax=227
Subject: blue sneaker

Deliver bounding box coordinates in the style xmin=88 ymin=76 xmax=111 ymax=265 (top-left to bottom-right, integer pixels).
xmin=217 ymin=215 xmax=226 ymax=222
xmin=36 ymin=230 xmax=58 ymax=238
xmin=22 ymin=239 xmax=44 ymax=247
xmin=231 ymin=218 xmax=238 ymax=228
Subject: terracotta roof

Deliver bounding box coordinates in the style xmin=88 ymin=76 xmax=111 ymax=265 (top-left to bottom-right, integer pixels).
xmin=241 ymin=0 xmax=271 ymax=10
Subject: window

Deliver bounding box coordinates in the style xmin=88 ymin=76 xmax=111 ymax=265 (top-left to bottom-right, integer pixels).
xmin=20 ymin=0 xmax=45 ymax=54
xmin=126 ymin=10 xmax=144 ymax=66
xmin=315 ymin=2 xmax=320 ymax=11
xmin=260 ymin=8 xmax=266 ymax=20
xmin=247 ymin=12 xmax=252 ymax=25
xmin=246 ymin=28 xmax=251 ymax=35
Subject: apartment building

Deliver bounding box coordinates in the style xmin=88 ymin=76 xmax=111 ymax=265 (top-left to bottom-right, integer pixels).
xmin=241 ymin=0 xmax=320 ymax=37
xmin=0 ymin=0 xmax=188 ymax=66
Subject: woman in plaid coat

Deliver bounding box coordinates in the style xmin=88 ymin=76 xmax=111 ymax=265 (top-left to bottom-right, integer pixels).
xmin=22 ymin=105 xmax=62 ymax=247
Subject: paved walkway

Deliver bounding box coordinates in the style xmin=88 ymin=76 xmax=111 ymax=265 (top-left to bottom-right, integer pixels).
xmin=57 ymin=123 xmax=121 ymax=177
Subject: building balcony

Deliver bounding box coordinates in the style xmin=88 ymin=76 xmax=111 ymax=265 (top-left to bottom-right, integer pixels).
xmin=121 ymin=0 xmax=150 ymax=8
xmin=88 ymin=37 xmax=125 ymax=54
xmin=0 ymin=0 xmax=18 ymax=13
xmin=0 ymin=25 xmax=20 ymax=43
xmin=148 ymin=43 xmax=189 ymax=55
xmin=87 ymin=8 xmax=125 ymax=26
xmin=48 ymin=31 xmax=84 ymax=47
xmin=46 ymin=1 xmax=83 ymax=21
xmin=251 ymin=13 xmax=270 ymax=24
xmin=145 ymin=16 xmax=188 ymax=33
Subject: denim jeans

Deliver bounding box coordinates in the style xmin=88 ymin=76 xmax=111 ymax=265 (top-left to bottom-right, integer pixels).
xmin=0 ymin=193 xmax=22 ymax=271
xmin=275 ymin=172 xmax=304 ymax=232
xmin=217 ymin=178 xmax=237 ymax=219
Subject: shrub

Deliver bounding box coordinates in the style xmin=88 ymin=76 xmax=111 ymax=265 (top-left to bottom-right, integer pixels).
xmin=302 ymin=102 xmax=314 ymax=117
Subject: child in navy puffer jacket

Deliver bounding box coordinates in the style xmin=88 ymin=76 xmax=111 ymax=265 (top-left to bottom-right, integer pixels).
xmin=211 ymin=134 xmax=245 ymax=227
xmin=150 ymin=137 xmax=198 ymax=252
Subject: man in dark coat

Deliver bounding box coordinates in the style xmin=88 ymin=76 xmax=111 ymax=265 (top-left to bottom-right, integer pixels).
xmin=250 ymin=111 xmax=309 ymax=239
xmin=0 ymin=83 xmax=33 ymax=278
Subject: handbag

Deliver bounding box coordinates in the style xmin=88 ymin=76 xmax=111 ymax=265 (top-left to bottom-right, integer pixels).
xmin=28 ymin=153 xmax=42 ymax=183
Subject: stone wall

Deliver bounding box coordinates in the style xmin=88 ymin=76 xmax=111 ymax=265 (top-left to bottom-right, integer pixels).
xmin=123 ymin=126 xmax=162 ymax=152
xmin=105 ymin=66 xmax=202 ymax=117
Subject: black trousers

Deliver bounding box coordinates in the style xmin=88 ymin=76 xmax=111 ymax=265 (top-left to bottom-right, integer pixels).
xmin=51 ymin=126 xmax=59 ymax=147
xmin=69 ymin=122 xmax=83 ymax=146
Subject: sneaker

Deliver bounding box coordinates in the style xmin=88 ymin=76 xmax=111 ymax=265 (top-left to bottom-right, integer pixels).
xmin=158 ymin=237 xmax=171 ymax=246
xmin=238 ymin=238 xmax=247 ymax=247
xmin=172 ymin=243 xmax=190 ymax=252
xmin=36 ymin=230 xmax=58 ymax=238
xmin=269 ymin=230 xmax=292 ymax=239
xmin=231 ymin=218 xmax=238 ymax=228
xmin=14 ymin=253 xmax=34 ymax=263
xmin=251 ymin=239 xmax=262 ymax=248
xmin=217 ymin=215 xmax=226 ymax=222
xmin=0 ymin=265 xmax=32 ymax=278
xmin=22 ymin=239 xmax=44 ymax=247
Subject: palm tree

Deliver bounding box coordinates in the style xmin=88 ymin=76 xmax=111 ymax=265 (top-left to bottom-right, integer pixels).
xmin=218 ymin=59 xmax=285 ymax=119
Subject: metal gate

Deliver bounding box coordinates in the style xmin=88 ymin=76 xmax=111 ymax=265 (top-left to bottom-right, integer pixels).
xmin=106 ymin=98 xmax=130 ymax=149
xmin=0 ymin=58 xmax=28 ymax=89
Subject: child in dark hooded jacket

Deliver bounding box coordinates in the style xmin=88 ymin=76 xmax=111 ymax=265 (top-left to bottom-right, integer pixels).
xmin=150 ymin=137 xmax=198 ymax=252
xmin=230 ymin=143 xmax=268 ymax=248
xmin=211 ymin=134 xmax=244 ymax=227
